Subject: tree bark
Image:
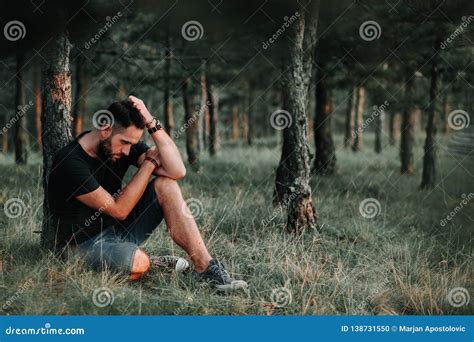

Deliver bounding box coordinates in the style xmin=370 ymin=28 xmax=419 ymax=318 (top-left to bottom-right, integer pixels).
xmin=40 ymin=32 xmax=73 ymax=250
xmin=34 ymin=65 xmax=42 ymax=149
xmin=1 ymin=125 xmax=7 ymax=153
xmin=374 ymin=108 xmax=384 ymax=154
xmin=247 ymin=81 xmax=255 ymax=145
xmin=231 ymin=105 xmax=240 ymax=140
xmin=400 ymin=74 xmax=416 ymax=175
xmin=13 ymin=51 xmax=28 ymax=164
xmin=441 ymin=92 xmax=449 ymax=134
xmin=389 ymin=112 xmax=399 ymax=146
xmin=343 ymin=87 xmax=356 ymax=148
xmin=200 ymin=70 xmax=209 ymax=150
xmin=420 ymin=38 xmax=440 ymax=189
xmin=273 ymin=0 xmax=320 ymax=234
xmin=163 ymin=33 xmax=174 ymax=137
xmin=313 ymin=65 xmax=336 ymax=174
xmin=182 ymin=77 xmax=200 ymax=171
xmin=351 ymin=85 xmax=365 ymax=152
xmin=206 ymin=66 xmax=219 ymax=156
xmin=72 ymin=55 xmax=88 ymax=137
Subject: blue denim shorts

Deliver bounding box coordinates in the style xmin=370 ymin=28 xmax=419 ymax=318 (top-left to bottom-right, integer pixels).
xmin=74 ymin=179 xmax=164 ymax=274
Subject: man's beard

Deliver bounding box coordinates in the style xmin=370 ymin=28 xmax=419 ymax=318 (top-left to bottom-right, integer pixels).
xmin=97 ymin=138 xmax=114 ymax=162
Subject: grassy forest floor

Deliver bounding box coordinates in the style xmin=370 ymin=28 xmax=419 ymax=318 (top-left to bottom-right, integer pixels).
xmin=0 ymin=134 xmax=472 ymax=315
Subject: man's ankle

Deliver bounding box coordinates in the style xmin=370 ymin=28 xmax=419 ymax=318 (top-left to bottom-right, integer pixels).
xmin=193 ymin=256 xmax=212 ymax=273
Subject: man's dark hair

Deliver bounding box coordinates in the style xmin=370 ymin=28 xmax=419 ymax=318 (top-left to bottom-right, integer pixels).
xmin=107 ymin=100 xmax=146 ymax=129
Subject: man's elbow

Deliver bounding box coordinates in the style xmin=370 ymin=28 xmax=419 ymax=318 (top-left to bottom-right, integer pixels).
xmin=109 ymin=207 xmax=128 ymax=221
xmin=172 ymin=166 xmax=186 ymax=180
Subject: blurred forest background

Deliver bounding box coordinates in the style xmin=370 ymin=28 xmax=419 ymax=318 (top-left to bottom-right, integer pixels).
xmin=0 ymin=0 xmax=472 ymax=315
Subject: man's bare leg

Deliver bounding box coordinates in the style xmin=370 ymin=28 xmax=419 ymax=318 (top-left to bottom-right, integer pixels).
xmin=153 ymin=176 xmax=212 ymax=273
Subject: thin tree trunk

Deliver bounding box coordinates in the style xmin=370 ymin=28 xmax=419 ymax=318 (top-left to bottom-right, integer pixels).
xmin=351 ymin=85 xmax=365 ymax=152
xmin=343 ymin=87 xmax=355 ymax=148
xmin=182 ymin=77 xmax=199 ymax=171
xmin=200 ymin=70 xmax=209 ymax=150
xmin=14 ymin=51 xmax=28 ymax=164
xmin=247 ymin=81 xmax=255 ymax=145
xmin=400 ymin=74 xmax=416 ymax=175
xmin=117 ymin=82 xmax=126 ymax=99
xmin=163 ymin=33 xmax=174 ymax=137
xmin=389 ymin=112 xmax=398 ymax=146
xmin=1 ymin=126 xmax=7 ymax=153
xmin=374 ymin=108 xmax=384 ymax=154
xmin=313 ymin=65 xmax=336 ymax=174
xmin=420 ymin=38 xmax=440 ymax=189
xmin=231 ymin=105 xmax=240 ymax=140
xmin=34 ymin=65 xmax=42 ymax=149
xmin=441 ymin=92 xmax=449 ymax=134
xmin=242 ymin=110 xmax=249 ymax=143
xmin=273 ymin=0 xmax=320 ymax=234
xmin=72 ymin=55 xmax=88 ymax=137
xmin=206 ymin=66 xmax=219 ymax=156
xmin=40 ymin=32 xmax=73 ymax=251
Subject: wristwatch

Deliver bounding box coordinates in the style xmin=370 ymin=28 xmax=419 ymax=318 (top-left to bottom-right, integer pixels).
xmin=146 ymin=117 xmax=163 ymax=134
xmin=145 ymin=157 xmax=160 ymax=169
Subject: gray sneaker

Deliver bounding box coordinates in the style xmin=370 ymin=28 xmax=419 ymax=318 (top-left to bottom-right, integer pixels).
xmin=197 ymin=259 xmax=248 ymax=291
xmin=150 ymin=255 xmax=190 ymax=273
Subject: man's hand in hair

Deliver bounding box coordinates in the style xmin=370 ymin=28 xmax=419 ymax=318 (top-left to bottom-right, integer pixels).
xmin=128 ymin=95 xmax=153 ymax=125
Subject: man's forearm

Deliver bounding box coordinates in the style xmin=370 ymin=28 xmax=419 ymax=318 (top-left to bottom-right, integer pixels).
xmin=114 ymin=160 xmax=155 ymax=220
xmin=150 ymin=129 xmax=186 ymax=178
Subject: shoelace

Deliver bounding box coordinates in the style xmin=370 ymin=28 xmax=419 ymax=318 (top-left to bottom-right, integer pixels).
xmin=209 ymin=262 xmax=232 ymax=283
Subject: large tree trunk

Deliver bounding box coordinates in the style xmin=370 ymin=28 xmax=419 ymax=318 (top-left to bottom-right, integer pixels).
xmin=351 ymin=85 xmax=365 ymax=152
xmin=374 ymin=107 xmax=384 ymax=154
xmin=273 ymin=0 xmax=320 ymax=234
xmin=420 ymin=39 xmax=440 ymax=189
xmin=343 ymin=87 xmax=355 ymax=148
xmin=206 ymin=66 xmax=219 ymax=156
xmin=40 ymin=32 xmax=73 ymax=250
xmin=313 ymin=65 xmax=336 ymax=174
xmin=181 ymin=77 xmax=200 ymax=171
xmin=72 ymin=55 xmax=88 ymax=137
xmin=13 ymin=51 xmax=28 ymax=164
xmin=400 ymin=74 xmax=416 ymax=175
xmin=163 ymin=33 xmax=174 ymax=137
xmin=34 ymin=65 xmax=42 ymax=149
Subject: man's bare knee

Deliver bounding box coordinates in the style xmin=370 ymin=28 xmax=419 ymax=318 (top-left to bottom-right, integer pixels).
xmin=130 ymin=249 xmax=150 ymax=281
xmin=154 ymin=177 xmax=181 ymax=204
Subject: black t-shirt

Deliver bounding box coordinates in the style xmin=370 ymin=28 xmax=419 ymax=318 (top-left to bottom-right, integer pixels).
xmin=48 ymin=131 xmax=150 ymax=249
